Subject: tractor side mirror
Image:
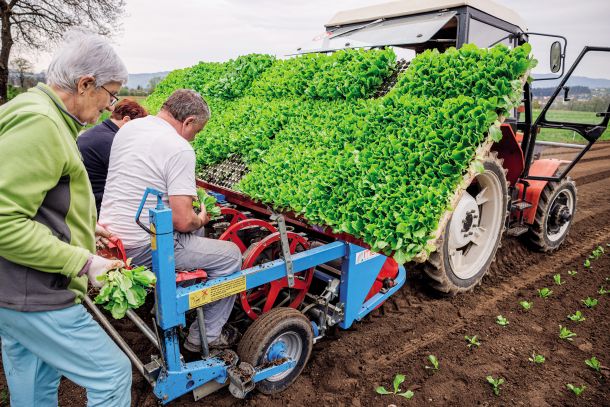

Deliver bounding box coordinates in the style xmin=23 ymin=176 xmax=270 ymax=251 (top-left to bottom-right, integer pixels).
xmin=550 ymin=41 xmax=562 ymax=73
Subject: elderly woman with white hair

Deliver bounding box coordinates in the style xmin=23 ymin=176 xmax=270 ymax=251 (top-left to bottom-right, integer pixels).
xmin=0 ymin=32 xmax=133 ymax=406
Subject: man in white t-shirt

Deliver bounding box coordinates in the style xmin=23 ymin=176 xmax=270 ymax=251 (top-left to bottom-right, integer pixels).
xmin=100 ymin=89 xmax=241 ymax=352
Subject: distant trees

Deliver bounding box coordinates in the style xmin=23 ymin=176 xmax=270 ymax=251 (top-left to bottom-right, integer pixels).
xmin=533 ymin=86 xmax=591 ymax=98
xmin=10 ymin=56 xmax=31 ymax=88
xmin=147 ymin=76 xmax=163 ymax=93
xmin=0 ymin=0 xmax=126 ymax=103
xmin=116 ymin=76 xmax=165 ymax=97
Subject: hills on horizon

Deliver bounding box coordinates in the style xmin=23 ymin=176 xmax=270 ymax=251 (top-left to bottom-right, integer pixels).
xmin=126 ymin=71 xmax=169 ymax=89
xmin=531 ymin=74 xmax=610 ymax=89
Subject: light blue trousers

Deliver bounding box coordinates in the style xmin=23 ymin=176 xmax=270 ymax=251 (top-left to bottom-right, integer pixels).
xmin=0 ymin=304 xmax=132 ymax=407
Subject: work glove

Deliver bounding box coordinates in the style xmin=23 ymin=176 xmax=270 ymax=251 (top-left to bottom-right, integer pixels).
xmin=95 ymin=223 xmax=113 ymax=249
xmin=84 ymin=255 xmax=124 ymax=288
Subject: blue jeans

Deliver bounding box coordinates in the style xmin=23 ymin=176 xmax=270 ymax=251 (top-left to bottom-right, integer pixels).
xmin=0 ymin=304 xmax=132 ymax=406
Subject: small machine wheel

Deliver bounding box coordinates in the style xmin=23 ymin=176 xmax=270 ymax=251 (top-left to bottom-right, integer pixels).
xmin=237 ymin=307 xmax=313 ymax=395
xmin=524 ymin=177 xmax=577 ymax=252
xmin=425 ymin=155 xmax=509 ymax=295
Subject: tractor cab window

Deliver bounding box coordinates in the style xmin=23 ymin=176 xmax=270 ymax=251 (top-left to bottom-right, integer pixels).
xmin=542 ymin=50 xmax=610 ymax=129
xmin=297 ymin=11 xmax=457 ymax=55
xmin=468 ymin=18 xmax=513 ymax=48
xmin=530 ymin=48 xmax=610 ymax=167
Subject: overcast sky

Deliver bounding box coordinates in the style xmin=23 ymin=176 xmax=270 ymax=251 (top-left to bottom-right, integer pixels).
xmin=29 ymin=0 xmax=610 ymax=78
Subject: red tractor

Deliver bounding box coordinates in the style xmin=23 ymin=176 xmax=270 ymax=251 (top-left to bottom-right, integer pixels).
xmin=283 ymin=0 xmax=610 ymax=294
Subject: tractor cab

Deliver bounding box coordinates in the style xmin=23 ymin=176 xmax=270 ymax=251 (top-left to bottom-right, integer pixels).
xmin=298 ymin=0 xmax=527 ymax=58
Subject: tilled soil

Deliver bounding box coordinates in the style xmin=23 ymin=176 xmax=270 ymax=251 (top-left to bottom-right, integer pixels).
xmin=1 ymin=143 xmax=610 ymax=407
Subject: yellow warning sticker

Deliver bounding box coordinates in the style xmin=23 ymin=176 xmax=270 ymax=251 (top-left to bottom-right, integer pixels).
xmin=189 ymin=276 xmax=246 ymax=309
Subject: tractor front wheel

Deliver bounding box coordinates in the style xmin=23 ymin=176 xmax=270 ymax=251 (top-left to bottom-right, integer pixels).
xmin=424 ymin=155 xmax=508 ymax=295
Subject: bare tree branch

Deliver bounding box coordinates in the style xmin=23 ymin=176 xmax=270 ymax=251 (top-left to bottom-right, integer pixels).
xmin=0 ymin=0 xmax=126 ymax=102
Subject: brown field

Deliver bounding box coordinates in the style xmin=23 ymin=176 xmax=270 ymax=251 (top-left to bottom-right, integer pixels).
xmin=1 ymin=143 xmax=610 ymax=407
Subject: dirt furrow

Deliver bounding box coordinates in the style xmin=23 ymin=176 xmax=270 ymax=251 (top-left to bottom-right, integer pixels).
xmin=377 ymin=209 xmax=610 ymax=367
xmin=572 ymin=168 xmax=610 ymax=187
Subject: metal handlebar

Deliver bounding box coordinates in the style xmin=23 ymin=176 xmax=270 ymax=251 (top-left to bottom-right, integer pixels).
xmin=135 ymin=188 xmax=165 ymax=235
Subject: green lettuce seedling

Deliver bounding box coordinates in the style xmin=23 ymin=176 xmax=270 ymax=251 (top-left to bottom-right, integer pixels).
xmin=465 ymin=335 xmax=481 ymax=348
xmin=589 ymin=245 xmax=604 ymax=260
xmin=486 ymin=376 xmax=504 ymax=396
xmin=193 ymin=188 xmax=222 ymax=218
xmin=567 ymin=311 xmax=586 ymax=322
xmin=94 ymin=264 xmax=157 ymax=319
xmin=566 ymin=384 xmax=585 ymax=396
xmin=585 ymin=356 xmax=601 ymax=372
xmin=496 ymin=315 xmax=509 ymax=326
xmin=598 ymin=286 xmax=609 ymax=295
xmin=528 ymin=352 xmax=545 ymax=364
xmin=559 ymin=325 xmax=577 ymax=341
xmin=425 ymin=354 xmax=439 ymax=371
xmin=519 ymin=300 xmax=533 ymax=310
xmin=538 ymin=288 xmax=552 ymax=299
xmin=375 ymin=374 xmax=414 ymax=399
xmin=553 ymin=274 xmax=564 ymax=285
xmin=567 ymin=270 xmax=577 ymax=276
xmin=581 ymin=297 xmax=598 ymax=308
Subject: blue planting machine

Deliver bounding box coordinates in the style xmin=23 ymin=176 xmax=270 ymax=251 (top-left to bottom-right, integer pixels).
xmin=87 ymin=187 xmax=406 ymax=404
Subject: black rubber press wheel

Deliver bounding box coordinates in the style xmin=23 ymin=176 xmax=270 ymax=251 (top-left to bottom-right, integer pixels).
xmin=237 ymin=307 xmax=313 ymax=394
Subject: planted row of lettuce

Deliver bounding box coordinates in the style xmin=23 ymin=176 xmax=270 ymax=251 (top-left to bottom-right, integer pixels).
xmin=146 ymin=48 xmax=396 ymax=113
xmin=146 ymin=44 xmax=536 ymax=262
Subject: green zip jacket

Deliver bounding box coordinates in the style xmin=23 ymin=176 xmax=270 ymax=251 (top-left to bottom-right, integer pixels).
xmin=0 ymin=83 xmax=96 ymax=311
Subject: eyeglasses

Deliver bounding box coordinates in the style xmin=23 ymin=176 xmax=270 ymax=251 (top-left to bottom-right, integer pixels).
xmin=100 ymin=85 xmax=119 ymax=106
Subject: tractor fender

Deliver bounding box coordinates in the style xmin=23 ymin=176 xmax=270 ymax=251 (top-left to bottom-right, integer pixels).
xmin=517 ymin=159 xmax=564 ymax=224
xmin=491 ymin=124 xmax=524 ymax=186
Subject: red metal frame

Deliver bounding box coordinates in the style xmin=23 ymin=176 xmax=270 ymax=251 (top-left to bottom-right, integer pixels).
xmin=198 ymin=179 xmax=370 ymax=248
xmin=492 ymin=124 xmax=525 ymax=186
xmin=364 ymin=258 xmax=399 ymax=309
xmin=218 ymin=218 xmax=278 ymax=253
xmin=517 ymin=159 xmax=563 ymax=224
xmin=240 ymin=232 xmax=314 ymax=320
xmin=220 ymin=207 xmax=248 ymax=225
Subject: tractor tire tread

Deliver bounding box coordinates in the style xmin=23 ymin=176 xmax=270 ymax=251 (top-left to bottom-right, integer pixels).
xmin=424 ymin=154 xmax=509 ymax=296
xmin=523 ymin=177 xmax=577 ymax=252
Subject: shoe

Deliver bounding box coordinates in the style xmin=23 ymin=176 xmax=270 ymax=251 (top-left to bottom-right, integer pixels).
xmin=183 ymin=325 xmax=241 ymax=353
xmin=181 ymin=346 xmax=203 ymax=362
xmin=208 ymin=325 xmax=241 ymax=349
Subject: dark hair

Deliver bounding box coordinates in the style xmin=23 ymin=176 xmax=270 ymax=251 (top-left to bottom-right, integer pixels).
xmin=161 ymin=89 xmax=210 ymax=123
xmin=111 ymin=99 xmax=148 ymax=120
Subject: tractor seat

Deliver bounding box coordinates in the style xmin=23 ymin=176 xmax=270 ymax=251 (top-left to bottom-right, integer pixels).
xmin=96 ymin=233 xmax=207 ymax=284
xmin=176 ymin=269 xmax=208 ymax=283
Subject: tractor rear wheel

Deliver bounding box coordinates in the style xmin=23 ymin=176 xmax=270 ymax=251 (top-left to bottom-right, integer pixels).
xmin=524 ymin=177 xmax=577 ymax=252
xmin=237 ymin=307 xmax=313 ymax=395
xmin=424 ymin=155 xmax=509 ymax=295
